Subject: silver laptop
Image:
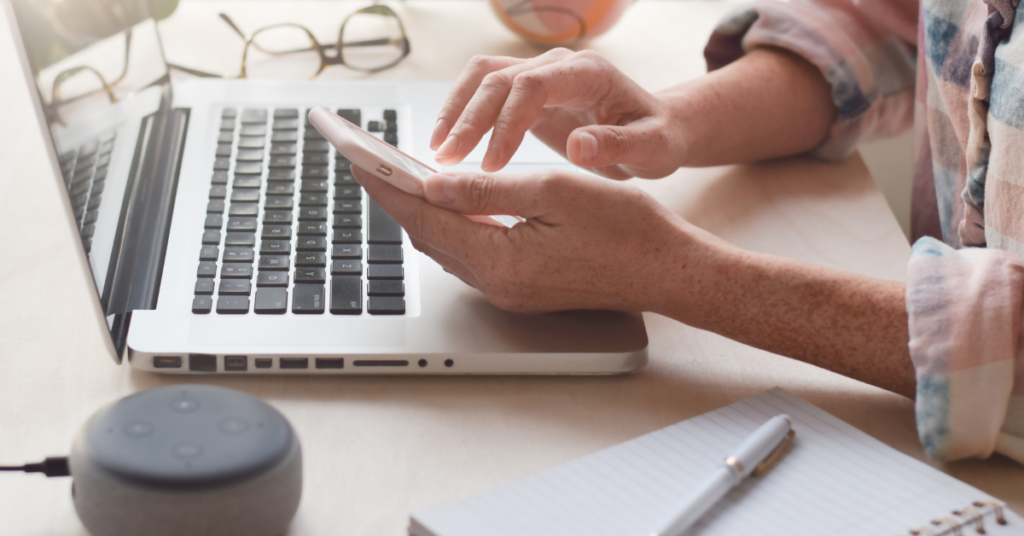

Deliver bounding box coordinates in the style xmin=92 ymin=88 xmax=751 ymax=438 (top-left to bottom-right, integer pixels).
xmin=4 ymin=0 xmax=647 ymax=374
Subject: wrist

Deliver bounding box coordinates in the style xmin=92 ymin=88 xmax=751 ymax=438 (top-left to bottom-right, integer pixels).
xmin=654 ymin=83 xmax=702 ymax=169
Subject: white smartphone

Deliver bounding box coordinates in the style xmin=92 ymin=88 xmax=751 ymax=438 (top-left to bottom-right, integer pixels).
xmin=306 ymin=107 xmax=522 ymax=228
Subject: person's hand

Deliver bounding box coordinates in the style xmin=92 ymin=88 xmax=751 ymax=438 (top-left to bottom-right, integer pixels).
xmin=430 ymin=49 xmax=687 ymax=180
xmin=352 ymin=165 xmax=702 ymax=313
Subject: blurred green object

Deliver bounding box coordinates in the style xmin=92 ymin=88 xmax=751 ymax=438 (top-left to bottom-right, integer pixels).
xmin=12 ymin=0 xmax=178 ymax=72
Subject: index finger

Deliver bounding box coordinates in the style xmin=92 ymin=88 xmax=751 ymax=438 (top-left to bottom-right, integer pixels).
xmin=351 ymin=165 xmax=493 ymax=258
xmin=431 ymin=55 xmax=524 ymax=150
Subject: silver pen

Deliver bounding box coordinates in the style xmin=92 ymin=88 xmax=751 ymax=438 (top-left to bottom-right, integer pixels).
xmin=651 ymin=414 xmax=795 ymax=536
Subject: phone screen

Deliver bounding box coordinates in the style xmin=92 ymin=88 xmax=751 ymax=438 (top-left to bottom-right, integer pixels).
xmin=336 ymin=118 xmax=436 ymax=179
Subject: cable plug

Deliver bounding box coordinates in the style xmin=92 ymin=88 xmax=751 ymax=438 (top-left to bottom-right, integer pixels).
xmin=1 ymin=457 xmax=70 ymax=477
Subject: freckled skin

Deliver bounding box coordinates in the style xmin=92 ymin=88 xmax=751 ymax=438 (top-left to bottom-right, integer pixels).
xmin=364 ymin=47 xmax=916 ymax=399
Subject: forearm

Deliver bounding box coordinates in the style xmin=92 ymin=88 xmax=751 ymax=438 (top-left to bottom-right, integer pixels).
xmin=657 ymin=47 xmax=837 ymax=168
xmin=656 ymin=226 xmax=915 ymax=398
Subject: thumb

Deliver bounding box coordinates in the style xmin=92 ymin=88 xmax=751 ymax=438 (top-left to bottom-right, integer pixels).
xmin=567 ymin=122 xmax=669 ymax=170
xmin=423 ymin=172 xmax=545 ymax=218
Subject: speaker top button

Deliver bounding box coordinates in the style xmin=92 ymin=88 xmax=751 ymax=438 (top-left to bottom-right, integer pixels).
xmin=169 ymin=397 xmax=201 ymax=413
xmin=122 ymin=421 xmax=153 ymax=438
xmin=218 ymin=417 xmax=250 ymax=435
xmin=172 ymin=443 xmax=203 ymax=460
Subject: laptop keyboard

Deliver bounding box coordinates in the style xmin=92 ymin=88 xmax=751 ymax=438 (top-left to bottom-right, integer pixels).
xmin=58 ymin=131 xmax=116 ymax=254
xmin=193 ymin=107 xmax=407 ymax=316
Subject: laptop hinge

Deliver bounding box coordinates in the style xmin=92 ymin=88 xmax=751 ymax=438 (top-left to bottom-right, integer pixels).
xmin=101 ymin=86 xmax=189 ymax=361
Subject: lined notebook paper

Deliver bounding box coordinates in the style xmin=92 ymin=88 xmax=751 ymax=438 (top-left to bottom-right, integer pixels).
xmin=410 ymin=388 xmax=1021 ymax=536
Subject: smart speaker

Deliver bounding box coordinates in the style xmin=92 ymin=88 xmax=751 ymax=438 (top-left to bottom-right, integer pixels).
xmin=69 ymin=385 xmax=302 ymax=536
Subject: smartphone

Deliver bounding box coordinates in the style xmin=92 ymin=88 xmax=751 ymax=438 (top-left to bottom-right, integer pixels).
xmin=307 ymin=107 xmax=522 ymax=227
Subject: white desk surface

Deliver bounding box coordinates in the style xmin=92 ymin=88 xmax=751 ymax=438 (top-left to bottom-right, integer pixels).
xmin=1 ymin=1 xmax=1021 ymax=534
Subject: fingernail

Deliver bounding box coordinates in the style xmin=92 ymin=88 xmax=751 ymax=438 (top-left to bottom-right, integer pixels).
xmin=578 ymin=131 xmax=597 ymax=162
xmin=427 ymin=174 xmax=458 ymax=205
xmin=435 ymin=134 xmax=459 ymax=161
xmin=482 ymin=145 xmax=502 ymax=171
xmin=430 ymin=118 xmax=449 ymax=150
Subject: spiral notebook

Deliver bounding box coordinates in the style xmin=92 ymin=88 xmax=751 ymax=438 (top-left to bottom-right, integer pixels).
xmin=410 ymin=388 xmax=1022 ymax=536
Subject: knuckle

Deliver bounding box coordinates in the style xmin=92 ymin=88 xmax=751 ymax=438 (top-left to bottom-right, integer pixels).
xmin=467 ymin=54 xmax=494 ymax=72
xmin=512 ymin=70 xmax=545 ymax=92
xmin=465 ymin=174 xmax=496 ymax=208
xmin=480 ymin=71 xmax=513 ymax=92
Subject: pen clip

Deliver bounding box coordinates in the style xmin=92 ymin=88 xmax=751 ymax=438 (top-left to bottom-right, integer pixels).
xmin=752 ymin=429 xmax=795 ymax=478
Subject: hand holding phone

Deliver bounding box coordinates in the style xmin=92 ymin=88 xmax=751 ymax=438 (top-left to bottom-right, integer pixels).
xmin=307 ymin=107 xmax=522 ymax=227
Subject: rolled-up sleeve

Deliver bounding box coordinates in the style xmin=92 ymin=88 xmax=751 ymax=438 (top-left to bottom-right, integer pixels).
xmin=704 ymin=0 xmax=918 ymax=160
xmin=907 ymin=237 xmax=1024 ymax=464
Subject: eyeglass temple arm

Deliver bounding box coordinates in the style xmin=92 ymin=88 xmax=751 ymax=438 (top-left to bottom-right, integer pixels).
xmin=166 ymin=62 xmax=224 ymax=78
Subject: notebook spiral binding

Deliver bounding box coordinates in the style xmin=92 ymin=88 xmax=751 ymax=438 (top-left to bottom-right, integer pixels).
xmin=905 ymin=501 xmax=1009 ymax=536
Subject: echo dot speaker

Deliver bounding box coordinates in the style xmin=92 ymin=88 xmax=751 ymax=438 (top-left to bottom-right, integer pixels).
xmin=69 ymin=385 xmax=302 ymax=536
xmin=490 ymin=0 xmax=633 ymax=45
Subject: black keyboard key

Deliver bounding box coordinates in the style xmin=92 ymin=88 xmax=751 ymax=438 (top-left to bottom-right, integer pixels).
xmin=367 ymin=120 xmax=384 ymax=132
xmin=299 ymin=193 xmax=325 ymax=207
xmin=229 ymin=203 xmax=259 ymax=216
xmin=209 ymin=185 xmax=227 ymax=198
xmin=216 ymin=144 xmax=232 ymax=157
xmin=259 ymin=255 xmax=290 ymax=270
xmin=271 ymin=131 xmax=298 ymax=143
xmin=269 ymin=156 xmax=296 ymax=168
xmin=254 ymin=288 xmax=287 ymax=314
xmin=332 ymin=244 xmax=362 ymax=259
xmin=265 ymin=196 xmax=293 ymax=210
xmin=336 ymin=172 xmax=357 ymax=186
xmin=222 ymin=108 xmax=237 ymax=119
xmin=333 ymin=229 xmax=363 ymax=244
xmin=207 ymin=199 xmax=225 ymax=213
xmin=213 ymin=157 xmax=231 ymax=170
xmin=257 ymin=271 xmax=289 ymax=287
xmin=202 ymin=230 xmax=221 ymax=245
xmin=332 ymin=260 xmax=362 ymax=275
xmin=237 ymin=137 xmax=265 ymax=149
xmin=302 ymin=152 xmax=330 ymax=166
xmin=219 ymin=279 xmax=252 ymax=295
xmin=217 ymin=131 xmax=233 ymax=144
xmin=236 ymin=149 xmax=263 ymax=161
xmin=261 ymin=240 xmax=291 ymax=254
xmin=233 ymin=176 xmax=262 ymax=189
xmin=240 ymin=124 xmax=267 ymax=136
xmin=369 ymin=199 xmax=402 ymax=244
xmin=304 ymin=128 xmax=325 ymax=140
xmin=267 ymin=182 xmax=295 ymax=195
xmin=297 ymin=237 xmax=327 ymax=251
xmin=368 ymin=280 xmax=404 ymax=296
xmin=295 ymin=252 xmax=326 ymax=267
xmin=223 ymin=247 xmax=255 ymax=262
xmin=84 ymin=209 xmax=100 ymax=225
xmin=384 ymin=120 xmax=397 ymax=133
xmin=234 ymin=161 xmax=263 ymax=175
xmin=383 ymin=109 xmax=397 ymax=122
xmin=224 ymin=232 xmax=255 ymax=246
xmin=301 ymin=166 xmax=328 ymax=179
xmin=217 ymin=296 xmax=250 ymax=314
xmin=334 ymin=201 xmax=362 ymax=214
xmin=368 ymin=244 xmax=403 ymax=264
xmin=298 ymin=222 xmax=328 ymax=236
xmin=199 ymin=245 xmax=219 ymax=260
xmin=231 ymin=189 xmax=261 ymax=202
xmin=273 ymin=119 xmax=299 ymax=130
xmin=82 ymin=223 xmax=96 ymax=238
xmin=197 ymin=261 xmax=217 ymax=277
xmin=303 ymin=139 xmax=330 ymax=152
xmin=335 ymin=187 xmax=362 ymax=199
xmin=368 ymin=264 xmax=403 ymax=280
xmin=227 ymin=217 xmax=258 ymax=232
xmin=205 ymin=214 xmax=223 ymax=229
xmin=262 ymin=225 xmax=291 ymax=239
xmin=330 ymin=276 xmax=362 ymax=315
xmin=333 ymin=215 xmax=362 ymax=228
xmin=384 ymin=132 xmax=398 ymax=146
xmin=263 ymin=209 xmax=293 ymax=223
xmin=368 ymin=297 xmax=405 ymax=315
xmin=295 ymin=267 xmax=326 ymax=283
xmin=274 ymin=108 xmax=298 ymax=118
xmin=337 ymin=109 xmax=361 ymax=127
xmin=90 ymin=181 xmax=105 ymax=195
xmin=195 ymin=279 xmax=214 ymax=295
xmin=221 ymin=263 xmax=253 ymax=279
xmin=270 ymin=143 xmax=297 ymax=155
xmin=220 ymin=118 xmax=235 ymax=130
xmin=268 ymin=169 xmax=296 ymax=181
xmin=298 ymin=207 xmax=328 ymax=221
xmin=301 ymin=179 xmax=328 ymax=192
xmin=192 ymin=295 xmax=213 ymax=314
xmin=241 ymin=108 xmax=268 ymax=124
xmin=292 ymin=284 xmax=325 ymax=314
xmin=211 ymin=171 xmax=229 ymax=184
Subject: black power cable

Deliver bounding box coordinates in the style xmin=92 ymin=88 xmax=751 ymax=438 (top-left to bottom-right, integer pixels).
xmin=0 ymin=457 xmax=70 ymax=477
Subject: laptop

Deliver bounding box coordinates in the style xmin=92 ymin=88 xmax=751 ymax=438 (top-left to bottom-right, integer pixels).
xmin=3 ymin=0 xmax=648 ymax=374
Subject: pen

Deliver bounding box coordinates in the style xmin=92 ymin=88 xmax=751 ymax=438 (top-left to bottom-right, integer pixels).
xmin=651 ymin=414 xmax=795 ymax=536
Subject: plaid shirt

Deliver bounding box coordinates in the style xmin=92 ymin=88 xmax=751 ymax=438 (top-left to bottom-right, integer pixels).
xmin=706 ymin=0 xmax=1024 ymax=464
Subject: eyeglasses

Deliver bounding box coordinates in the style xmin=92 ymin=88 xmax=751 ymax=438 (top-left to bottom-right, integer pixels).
xmin=171 ymin=4 xmax=411 ymax=80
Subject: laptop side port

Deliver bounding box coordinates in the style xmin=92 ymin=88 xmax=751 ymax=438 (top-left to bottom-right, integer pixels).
xmin=254 ymin=358 xmax=273 ymax=369
xmin=189 ymin=354 xmax=217 ymax=372
xmin=224 ymin=355 xmax=248 ymax=372
xmin=315 ymin=358 xmax=344 ymax=369
xmin=153 ymin=356 xmax=182 ymax=369
xmin=352 ymin=360 xmax=409 ymax=367
xmin=279 ymin=357 xmax=309 ymax=369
